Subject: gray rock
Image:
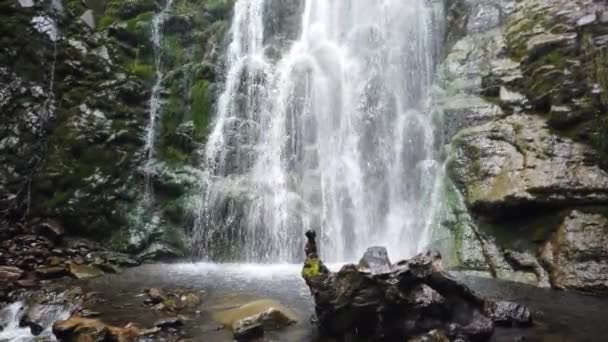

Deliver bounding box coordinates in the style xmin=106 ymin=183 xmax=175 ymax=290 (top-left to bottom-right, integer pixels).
xmin=526 ymin=33 xmax=577 ymax=61
xmin=154 ymin=317 xmax=183 ymax=329
xmin=447 ymin=114 xmax=608 ymax=212
xmin=358 ymin=246 xmax=392 ymax=274
xmin=441 ymin=95 xmax=504 ymax=140
xmin=68 ymin=39 xmax=88 ymax=54
xmin=92 ymin=46 xmax=110 ymax=62
xmin=136 ymin=242 xmax=183 ymax=261
xmin=499 ymin=86 xmax=527 ymax=108
xmin=80 ymin=10 xmax=96 ymax=29
xmin=21 ymin=303 xmax=67 ymax=336
xmin=18 ymin=0 xmax=34 ymax=7
xmin=466 ymin=2 xmax=502 ymax=34
xmin=232 ymin=308 xmax=295 ymax=335
xmin=485 ymin=301 xmax=532 ymax=326
xmin=33 ymin=220 xmax=65 ymax=243
xmin=85 ymin=251 xmax=140 ymax=267
xmin=577 ymin=13 xmax=597 ymax=27
xmin=233 ymin=321 xmax=264 ymax=341
xmin=540 ymin=210 xmax=608 ymax=294
xmin=547 ymin=104 xmax=586 ymax=128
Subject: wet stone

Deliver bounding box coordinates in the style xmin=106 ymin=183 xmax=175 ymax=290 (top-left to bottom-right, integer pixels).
xmin=0 ymin=266 xmax=23 ymax=281
xmin=233 ymin=321 xmax=264 ymax=341
xmin=68 ymin=263 xmax=104 ymax=279
xmin=154 ymin=317 xmax=183 ymax=329
xmin=36 ymin=266 xmax=68 ymax=279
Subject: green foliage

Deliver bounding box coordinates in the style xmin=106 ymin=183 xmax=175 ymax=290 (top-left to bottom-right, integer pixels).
xmin=163 ymin=199 xmax=186 ymax=224
xmin=109 ymin=228 xmax=131 ymax=252
xmin=173 ymin=0 xmax=200 ymax=15
xmin=130 ymin=61 xmax=155 ymax=80
xmin=302 ymin=257 xmax=321 ymax=280
xmin=161 ymin=145 xmax=191 ymax=165
xmin=125 ymin=11 xmax=155 ymax=35
xmin=97 ymin=0 xmax=122 ymax=29
xmin=205 ymin=0 xmax=233 ymax=19
xmin=191 ymin=79 xmax=212 ymax=137
xmin=65 ymin=0 xmax=86 ymax=15
xmin=164 ymin=35 xmax=187 ymax=66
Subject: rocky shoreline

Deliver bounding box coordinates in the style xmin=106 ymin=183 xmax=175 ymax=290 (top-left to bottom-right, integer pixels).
xmin=0 ymin=220 xmax=144 ymax=304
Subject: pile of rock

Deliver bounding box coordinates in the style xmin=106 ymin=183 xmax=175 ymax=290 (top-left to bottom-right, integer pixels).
xmin=142 ymin=287 xmax=202 ymax=313
xmin=139 ymin=287 xmax=205 ymax=338
xmin=302 ymin=231 xmax=532 ymax=341
xmin=0 ymin=221 xmax=139 ymax=302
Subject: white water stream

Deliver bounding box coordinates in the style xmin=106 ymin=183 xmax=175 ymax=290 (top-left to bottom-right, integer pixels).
xmin=193 ymin=0 xmax=443 ymax=262
xmin=143 ymin=0 xmax=174 ymax=202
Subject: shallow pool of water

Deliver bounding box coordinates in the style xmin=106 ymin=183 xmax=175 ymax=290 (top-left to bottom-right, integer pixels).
xmin=50 ymin=263 xmax=608 ymax=341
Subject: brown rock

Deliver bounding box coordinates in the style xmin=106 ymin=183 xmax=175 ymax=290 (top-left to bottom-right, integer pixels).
xmin=16 ymin=277 xmax=39 ymax=288
xmin=0 ymin=266 xmax=24 ymax=281
xmin=180 ymin=293 xmax=201 ymax=309
xmin=47 ymin=256 xmax=65 ymax=266
xmin=36 ymin=266 xmax=68 ymax=279
xmin=72 ymin=256 xmax=85 ymax=265
xmin=34 ymin=219 xmax=65 ymax=243
xmin=69 ymin=263 xmax=104 ymax=279
xmin=145 ymin=288 xmax=165 ymax=304
xmin=53 ymin=316 xmax=143 ymax=342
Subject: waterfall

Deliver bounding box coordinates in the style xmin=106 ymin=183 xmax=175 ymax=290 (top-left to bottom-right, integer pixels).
xmin=193 ymin=0 xmax=443 ymax=262
xmin=143 ymin=0 xmax=174 ymax=202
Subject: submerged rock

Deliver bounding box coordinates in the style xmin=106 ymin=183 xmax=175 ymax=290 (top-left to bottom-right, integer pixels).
xmin=302 ymin=231 xmax=531 ymax=341
xmin=233 ymin=320 xmax=264 ymax=341
xmin=214 ymin=299 xmax=297 ymax=340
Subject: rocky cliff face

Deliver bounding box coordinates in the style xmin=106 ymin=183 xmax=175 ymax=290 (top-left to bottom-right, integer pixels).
xmin=0 ymin=0 xmax=231 ymax=258
xmin=436 ymin=0 xmax=608 ymax=294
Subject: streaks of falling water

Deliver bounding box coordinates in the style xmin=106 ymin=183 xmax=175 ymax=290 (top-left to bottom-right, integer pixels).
xmin=143 ymin=0 xmax=174 ymax=203
xmin=193 ymin=0 xmax=443 ymax=263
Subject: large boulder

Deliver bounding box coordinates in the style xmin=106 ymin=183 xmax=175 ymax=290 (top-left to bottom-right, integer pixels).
xmin=540 ymin=210 xmax=608 ymax=294
xmin=302 ymin=231 xmax=531 ymax=341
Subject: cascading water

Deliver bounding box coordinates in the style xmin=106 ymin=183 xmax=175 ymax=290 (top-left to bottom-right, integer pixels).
xmin=0 ymin=300 xmax=71 ymax=341
xmin=193 ymin=0 xmax=443 ymax=262
xmin=143 ymin=0 xmax=174 ymax=202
